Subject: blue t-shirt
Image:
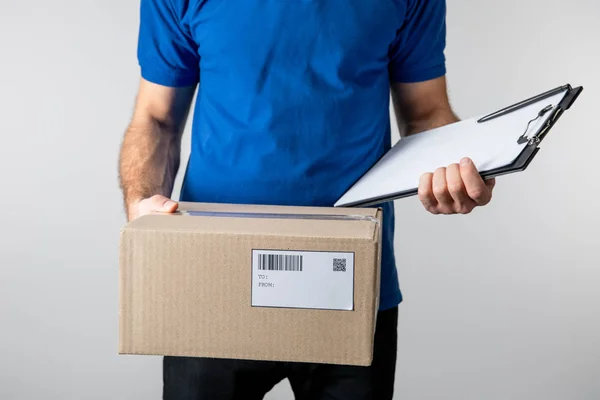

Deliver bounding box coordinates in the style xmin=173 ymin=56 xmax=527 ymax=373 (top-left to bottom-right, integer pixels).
xmin=138 ymin=0 xmax=447 ymax=310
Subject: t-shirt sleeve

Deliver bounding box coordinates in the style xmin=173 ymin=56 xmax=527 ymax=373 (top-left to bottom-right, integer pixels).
xmin=388 ymin=0 xmax=447 ymax=83
xmin=137 ymin=0 xmax=200 ymax=87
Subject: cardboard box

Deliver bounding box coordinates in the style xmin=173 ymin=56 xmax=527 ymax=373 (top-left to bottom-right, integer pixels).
xmin=119 ymin=202 xmax=382 ymax=366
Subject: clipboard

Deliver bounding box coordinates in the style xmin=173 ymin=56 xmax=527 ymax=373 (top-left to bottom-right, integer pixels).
xmin=334 ymin=84 xmax=583 ymax=208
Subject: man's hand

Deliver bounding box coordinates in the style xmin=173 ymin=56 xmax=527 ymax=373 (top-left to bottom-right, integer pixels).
xmin=418 ymin=157 xmax=495 ymax=215
xmin=128 ymin=195 xmax=179 ymax=221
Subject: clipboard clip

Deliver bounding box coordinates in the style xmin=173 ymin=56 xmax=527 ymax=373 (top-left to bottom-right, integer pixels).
xmin=516 ymin=104 xmax=554 ymax=145
xmin=477 ymin=84 xmax=584 ymax=146
xmin=477 ymin=84 xmax=583 ymax=124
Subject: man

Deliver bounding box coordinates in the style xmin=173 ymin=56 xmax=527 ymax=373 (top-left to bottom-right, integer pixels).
xmin=119 ymin=0 xmax=495 ymax=398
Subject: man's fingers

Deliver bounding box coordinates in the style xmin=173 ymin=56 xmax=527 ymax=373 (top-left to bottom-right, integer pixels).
xmin=432 ymin=167 xmax=453 ymax=211
xmin=150 ymin=195 xmax=178 ymax=212
xmin=128 ymin=195 xmax=179 ymax=221
xmin=446 ymin=163 xmax=476 ymax=214
xmin=141 ymin=195 xmax=179 ymax=214
xmin=419 ymin=159 xmax=496 ymax=216
xmin=459 ymin=158 xmax=492 ymax=205
xmin=418 ymin=172 xmax=438 ymax=213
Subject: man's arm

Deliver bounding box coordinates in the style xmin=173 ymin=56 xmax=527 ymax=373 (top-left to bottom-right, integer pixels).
xmin=391 ymin=77 xmax=495 ymax=215
xmin=118 ymin=78 xmax=196 ymax=220
xmin=391 ymin=76 xmax=458 ymax=136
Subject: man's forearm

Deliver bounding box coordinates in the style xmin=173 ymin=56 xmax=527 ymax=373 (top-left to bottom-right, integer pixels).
xmin=391 ymin=78 xmax=459 ymax=137
xmin=118 ymin=119 xmax=181 ymax=218
xmin=403 ymin=107 xmax=459 ymax=136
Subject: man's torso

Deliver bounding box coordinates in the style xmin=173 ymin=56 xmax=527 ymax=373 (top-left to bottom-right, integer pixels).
xmin=179 ymin=1 xmax=405 ymax=206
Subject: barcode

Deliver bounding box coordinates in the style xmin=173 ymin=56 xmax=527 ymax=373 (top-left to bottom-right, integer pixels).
xmin=333 ymin=258 xmax=346 ymax=272
xmin=258 ymin=254 xmax=303 ymax=271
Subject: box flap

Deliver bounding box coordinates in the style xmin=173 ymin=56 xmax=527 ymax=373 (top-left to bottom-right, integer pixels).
xmin=123 ymin=202 xmax=381 ymax=241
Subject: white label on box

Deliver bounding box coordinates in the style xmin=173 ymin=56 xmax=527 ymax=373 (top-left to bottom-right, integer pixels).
xmin=251 ymin=249 xmax=355 ymax=311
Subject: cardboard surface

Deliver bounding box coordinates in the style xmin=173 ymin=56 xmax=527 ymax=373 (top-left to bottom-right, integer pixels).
xmin=119 ymin=202 xmax=382 ymax=366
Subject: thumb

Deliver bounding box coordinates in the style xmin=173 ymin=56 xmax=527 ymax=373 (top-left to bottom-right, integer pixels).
xmin=147 ymin=195 xmax=179 ymax=213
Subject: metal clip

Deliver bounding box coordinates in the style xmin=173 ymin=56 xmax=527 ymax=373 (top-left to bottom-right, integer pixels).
xmin=517 ymin=104 xmax=554 ymax=145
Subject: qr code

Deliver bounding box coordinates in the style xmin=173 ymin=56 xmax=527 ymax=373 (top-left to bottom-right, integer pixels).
xmin=333 ymin=258 xmax=347 ymax=272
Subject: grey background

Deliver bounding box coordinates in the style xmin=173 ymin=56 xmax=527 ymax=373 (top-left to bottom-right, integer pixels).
xmin=1 ymin=0 xmax=599 ymax=399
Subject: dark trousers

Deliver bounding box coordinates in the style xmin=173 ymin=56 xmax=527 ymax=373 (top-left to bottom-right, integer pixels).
xmin=163 ymin=307 xmax=398 ymax=400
